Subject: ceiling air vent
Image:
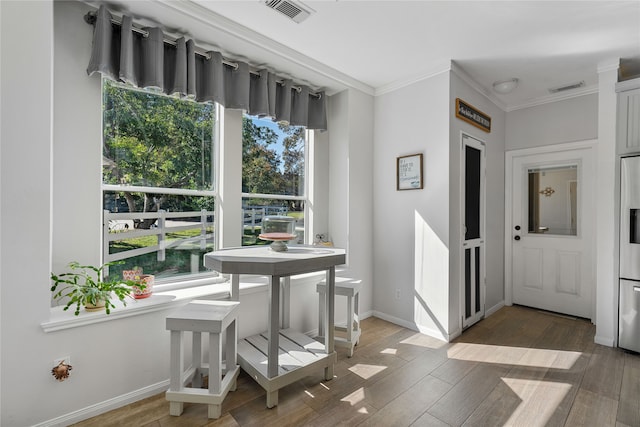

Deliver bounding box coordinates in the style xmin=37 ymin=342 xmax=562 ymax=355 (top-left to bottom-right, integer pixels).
xmin=548 ymin=81 xmax=586 ymax=94
xmin=264 ymin=0 xmax=312 ymax=23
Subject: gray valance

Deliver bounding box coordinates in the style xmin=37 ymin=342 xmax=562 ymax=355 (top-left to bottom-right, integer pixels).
xmin=86 ymin=5 xmax=327 ymax=130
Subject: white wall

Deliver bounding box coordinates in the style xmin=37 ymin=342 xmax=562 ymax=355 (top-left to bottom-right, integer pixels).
xmin=328 ymin=88 xmax=375 ymax=318
xmin=2 ymin=1 xmax=56 ymax=425
xmin=506 ymin=94 xmax=598 ymax=151
xmin=595 ymin=61 xmax=620 ymax=346
xmin=372 ymin=72 xmax=453 ymax=339
xmin=449 ymin=71 xmax=506 ymax=333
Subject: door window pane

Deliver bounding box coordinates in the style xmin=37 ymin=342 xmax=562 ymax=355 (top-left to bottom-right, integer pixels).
xmin=465 ymin=145 xmax=481 ymax=240
xmin=527 ymin=165 xmax=577 ymax=236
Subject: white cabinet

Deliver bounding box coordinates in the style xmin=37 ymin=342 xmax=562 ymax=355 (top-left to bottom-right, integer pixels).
xmin=617 ymin=79 xmax=640 ymax=155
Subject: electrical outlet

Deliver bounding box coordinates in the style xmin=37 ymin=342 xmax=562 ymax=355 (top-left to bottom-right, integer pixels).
xmin=53 ymin=356 xmax=71 ymax=367
xmin=395 ymin=289 xmax=401 ymax=299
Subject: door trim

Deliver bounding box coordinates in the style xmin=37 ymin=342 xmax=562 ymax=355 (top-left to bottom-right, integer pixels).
xmin=504 ymin=139 xmax=596 ymax=309
xmin=461 ymin=132 xmax=486 ymax=329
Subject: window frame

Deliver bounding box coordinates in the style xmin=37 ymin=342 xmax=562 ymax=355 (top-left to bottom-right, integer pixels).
xmin=240 ymin=114 xmax=311 ymax=245
xmin=100 ymin=79 xmax=219 ymax=285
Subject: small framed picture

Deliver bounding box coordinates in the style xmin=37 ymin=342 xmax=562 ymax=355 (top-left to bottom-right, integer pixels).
xmin=397 ymin=153 xmax=423 ymax=190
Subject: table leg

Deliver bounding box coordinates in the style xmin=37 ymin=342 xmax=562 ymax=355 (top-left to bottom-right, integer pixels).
xmin=324 ymin=267 xmax=335 ymax=381
xmin=266 ymin=390 xmax=278 ymax=408
xmin=268 ymin=274 xmax=281 ymax=379
xmin=281 ymin=276 xmax=290 ymax=329
xmin=230 ymin=274 xmax=239 ymax=301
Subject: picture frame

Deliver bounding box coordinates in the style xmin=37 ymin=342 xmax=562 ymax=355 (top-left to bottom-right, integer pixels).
xmin=397 ymin=153 xmax=423 ymax=190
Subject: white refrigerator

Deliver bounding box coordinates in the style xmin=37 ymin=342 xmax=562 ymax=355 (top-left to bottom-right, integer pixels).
xmin=619 ymin=155 xmax=640 ymax=352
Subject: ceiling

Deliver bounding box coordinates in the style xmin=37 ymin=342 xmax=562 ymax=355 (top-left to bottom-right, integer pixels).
xmin=90 ymin=1 xmax=640 ymax=111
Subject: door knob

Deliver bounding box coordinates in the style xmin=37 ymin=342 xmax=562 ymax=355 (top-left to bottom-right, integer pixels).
xmin=514 ymin=235 xmax=521 ymax=241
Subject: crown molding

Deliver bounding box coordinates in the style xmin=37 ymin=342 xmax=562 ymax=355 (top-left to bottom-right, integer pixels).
xmin=597 ymin=58 xmax=621 ymax=74
xmin=450 ymin=61 xmax=508 ymax=112
xmin=505 ymin=84 xmax=598 ymax=112
xmin=375 ymin=60 xmax=452 ymax=96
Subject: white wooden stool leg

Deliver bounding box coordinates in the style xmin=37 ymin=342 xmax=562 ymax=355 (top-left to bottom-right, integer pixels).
xmin=207 ymin=331 xmax=222 ymax=419
xmin=209 ymin=332 xmax=222 ymax=395
xmin=208 ymin=403 xmax=222 ymax=419
xmin=169 ymin=330 xmax=184 ymax=416
xmin=226 ymin=318 xmax=238 ymax=391
xmin=192 ymin=331 xmax=202 ymax=388
xmin=318 ymin=288 xmax=325 ymax=339
xmin=169 ymin=401 xmax=184 ymax=417
xmin=354 ymin=292 xmax=360 ymax=341
xmin=346 ymin=294 xmax=354 ymax=357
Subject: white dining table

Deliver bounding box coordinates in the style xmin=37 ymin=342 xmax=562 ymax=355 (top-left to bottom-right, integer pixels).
xmin=203 ymin=245 xmax=346 ymax=408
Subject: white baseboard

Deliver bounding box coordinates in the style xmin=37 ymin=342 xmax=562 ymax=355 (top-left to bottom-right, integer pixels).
xmin=33 ymin=380 xmax=170 ymax=427
xmin=594 ymin=335 xmax=616 ymax=347
xmin=372 ymin=310 xmax=450 ymax=342
xmin=359 ymin=310 xmax=373 ymax=321
xmin=486 ymin=301 xmax=505 ymax=317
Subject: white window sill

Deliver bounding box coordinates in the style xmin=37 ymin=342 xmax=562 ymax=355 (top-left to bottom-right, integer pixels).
xmin=41 ymin=270 xmax=330 ymax=333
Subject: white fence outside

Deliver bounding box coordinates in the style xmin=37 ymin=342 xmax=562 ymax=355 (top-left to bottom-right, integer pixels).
xmin=103 ymin=209 xmax=214 ymax=275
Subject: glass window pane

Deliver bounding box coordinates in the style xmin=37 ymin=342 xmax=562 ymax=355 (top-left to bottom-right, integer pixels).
xmin=103 ymin=191 xmax=215 ymax=281
xmin=527 ymin=165 xmax=578 ymax=236
xmin=103 ymin=80 xmax=215 ymax=191
xmin=465 ymin=145 xmax=481 ymax=240
xmin=242 ymin=114 xmax=305 ymax=197
xmin=242 ymin=198 xmax=304 ymax=246
xmin=102 ymin=80 xmax=217 ymax=283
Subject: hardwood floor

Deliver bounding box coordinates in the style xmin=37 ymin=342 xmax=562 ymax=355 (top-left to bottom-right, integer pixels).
xmin=72 ymin=305 xmax=640 ymax=427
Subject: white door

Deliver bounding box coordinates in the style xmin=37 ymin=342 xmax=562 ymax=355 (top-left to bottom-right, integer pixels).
xmin=507 ymin=144 xmax=594 ymax=319
xmin=462 ymin=134 xmax=485 ymax=328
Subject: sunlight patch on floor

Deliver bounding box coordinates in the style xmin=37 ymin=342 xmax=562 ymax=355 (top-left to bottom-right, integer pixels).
xmin=400 ymin=333 xmax=448 ymax=349
xmin=341 ymin=387 xmax=366 ymax=406
xmin=502 ymin=377 xmax=572 ymax=425
xmin=348 ymin=364 xmax=387 ymax=379
xmin=449 ymin=343 xmax=581 ymax=369
xmin=381 ymin=348 xmax=397 ymax=355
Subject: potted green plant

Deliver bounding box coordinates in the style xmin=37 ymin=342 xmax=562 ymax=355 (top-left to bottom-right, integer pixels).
xmin=50 ymin=261 xmax=144 ymax=315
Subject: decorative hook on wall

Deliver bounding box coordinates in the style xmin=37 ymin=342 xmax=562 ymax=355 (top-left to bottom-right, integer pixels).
xmin=51 ymin=361 xmax=73 ymax=382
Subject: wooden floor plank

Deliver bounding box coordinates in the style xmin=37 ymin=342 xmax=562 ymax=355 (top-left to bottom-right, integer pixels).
xmin=358 ymin=349 xmax=447 ymax=410
xmin=617 ymin=355 xmax=640 ymax=427
xmin=426 ymin=363 xmax=511 ymax=426
xmin=579 ymin=344 xmax=625 ymax=400
xmin=564 ymin=389 xmax=618 ymax=427
xmin=358 ymin=374 xmax=451 ymax=427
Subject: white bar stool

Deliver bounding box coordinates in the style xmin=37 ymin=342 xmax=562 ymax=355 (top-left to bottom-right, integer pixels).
xmin=165 ymin=300 xmax=240 ymax=419
xmin=317 ymin=278 xmax=362 ymax=357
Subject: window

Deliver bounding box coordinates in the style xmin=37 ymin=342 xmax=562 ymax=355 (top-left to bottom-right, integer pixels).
xmin=242 ymin=114 xmax=307 ymax=246
xmin=527 ymin=165 xmax=578 ymax=236
xmin=102 ymin=80 xmax=217 ymax=281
